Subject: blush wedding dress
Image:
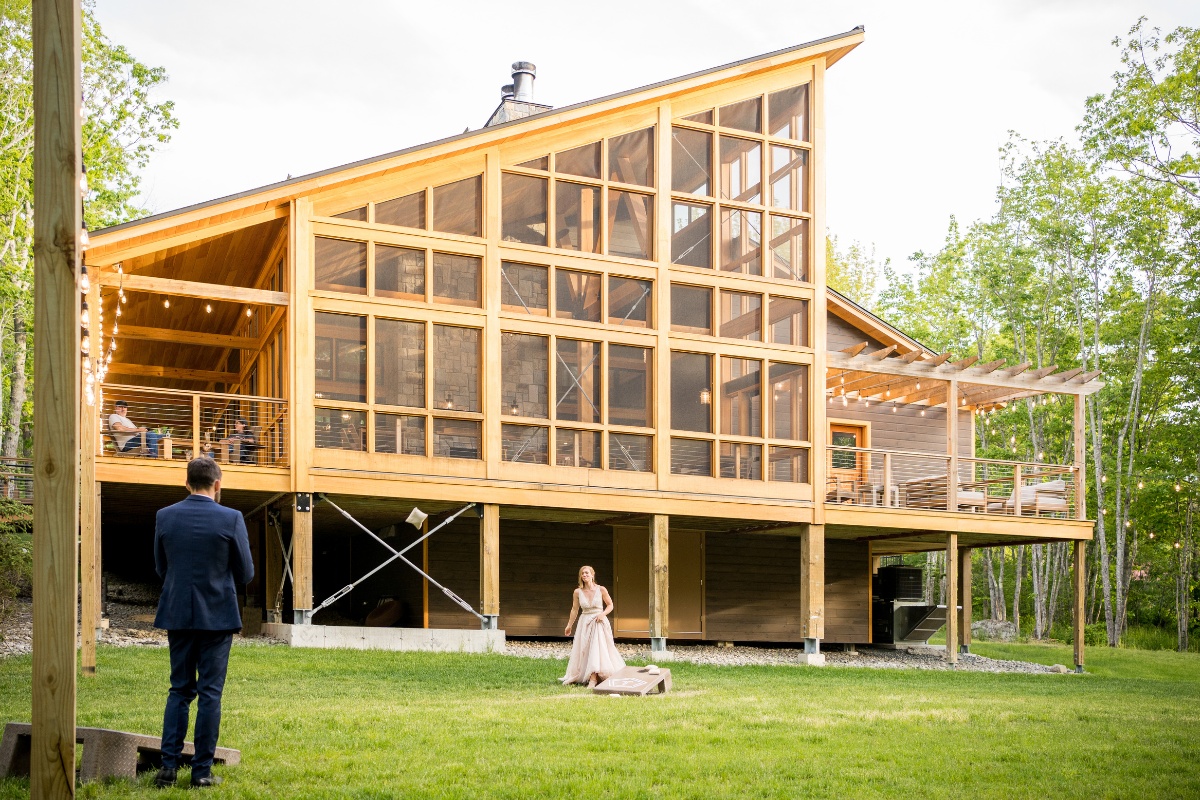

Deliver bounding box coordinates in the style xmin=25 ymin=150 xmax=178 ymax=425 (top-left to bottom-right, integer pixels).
xmin=560 ymin=587 xmax=626 ymax=685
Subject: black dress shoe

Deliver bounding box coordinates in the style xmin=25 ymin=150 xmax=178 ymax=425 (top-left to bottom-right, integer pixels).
xmin=191 ymin=775 xmax=224 ymax=788
xmin=153 ymin=767 xmax=177 ymax=788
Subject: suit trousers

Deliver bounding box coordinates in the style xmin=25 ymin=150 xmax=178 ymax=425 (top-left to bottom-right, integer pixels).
xmin=162 ymin=629 xmax=234 ymax=777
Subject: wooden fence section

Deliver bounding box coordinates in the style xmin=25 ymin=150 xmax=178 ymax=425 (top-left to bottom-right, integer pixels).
xmin=0 ymin=459 xmax=33 ymax=504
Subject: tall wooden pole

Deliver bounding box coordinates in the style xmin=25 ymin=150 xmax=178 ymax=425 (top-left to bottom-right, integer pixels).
xmin=1073 ymin=540 xmax=1086 ymax=672
xmin=958 ymin=547 xmax=972 ymax=654
xmin=479 ymin=504 xmax=499 ymax=629
xmin=648 ymin=515 xmax=669 ymax=654
xmin=32 ymin=0 xmax=82 ymax=795
xmin=945 ymin=534 xmax=958 ymax=665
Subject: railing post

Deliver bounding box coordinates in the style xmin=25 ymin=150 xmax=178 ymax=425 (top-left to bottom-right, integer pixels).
xmin=1013 ymin=463 xmax=1022 ymax=516
xmin=882 ymin=452 xmax=892 ymax=508
xmin=192 ymin=394 xmax=201 ymax=458
xmin=945 ymin=379 xmax=958 ymax=512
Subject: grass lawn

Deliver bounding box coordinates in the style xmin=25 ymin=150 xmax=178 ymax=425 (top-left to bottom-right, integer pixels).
xmin=0 ymin=642 xmax=1198 ymax=799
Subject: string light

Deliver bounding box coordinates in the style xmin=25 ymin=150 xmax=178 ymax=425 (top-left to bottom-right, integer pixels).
xmin=246 ymin=308 xmax=253 ymax=318
xmin=205 ymin=303 xmax=213 ymax=313
xmin=79 ymin=265 xmax=90 ymax=294
xmin=1149 ymin=532 xmax=1155 ymax=539
xmin=1137 ymin=481 xmax=1144 ymax=490
xmin=920 ymin=409 xmax=926 ymax=417
xmin=1176 ymin=483 xmax=1183 ymax=492
xmin=80 ymin=302 xmax=90 ymax=326
xmin=163 ymin=298 xmax=170 ymax=309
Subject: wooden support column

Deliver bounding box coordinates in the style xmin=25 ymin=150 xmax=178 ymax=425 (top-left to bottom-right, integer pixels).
xmin=945 ymin=533 xmax=959 ymax=665
xmin=1073 ymin=540 xmax=1086 ymax=672
xmin=291 ymin=493 xmax=313 ymax=623
xmin=946 ymin=379 xmax=958 ymax=512
xmin=263 ymin=512 xmax=282 ymax=620
xmin=480 ymin=504 xmax=499 ymax=629
xmin=800 ymin=523 xmax=825 ymax=659
xmin=648 ymin=515 xmax=669 ymax=653
xmin=80 ymin=392 xmax=99 ymax=676
xmin=958 ymin=546 xmax=972 ymax=654
xmin=32 ymin=0 xmax=82 ymax=793
xmin=810 ymin=56 xmax=829 ymax=527
xmin=1074 ymin=394 xmax=1087 ymax=520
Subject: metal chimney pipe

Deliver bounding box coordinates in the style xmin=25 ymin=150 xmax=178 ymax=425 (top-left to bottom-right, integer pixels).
xmin=501 ymin=83 xmax=515 ymax=101
xmin=511 ymin=62 xmax=536 ymax=102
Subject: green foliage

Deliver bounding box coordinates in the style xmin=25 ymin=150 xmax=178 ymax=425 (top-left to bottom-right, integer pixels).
xmin=0 ymin=498 xmax=31 ymax=628
xmin=825 ymin=234 xmax=884 ymax=311
xmin=0 ymin=0 xmax=177 ymax=457
xmin=1085 ymin=622 xmax=1109 ymax=647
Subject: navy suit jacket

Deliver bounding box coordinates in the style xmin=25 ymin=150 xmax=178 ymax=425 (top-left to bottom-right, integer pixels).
xmin=154 ymin=494 xmax=254 ymax=631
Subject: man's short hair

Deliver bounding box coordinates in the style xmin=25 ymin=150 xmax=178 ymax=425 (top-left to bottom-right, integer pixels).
xmin=114 ymin=400 xmax=128 ymax=408
xmin=186 ymin=457 xmax=222 ymax=490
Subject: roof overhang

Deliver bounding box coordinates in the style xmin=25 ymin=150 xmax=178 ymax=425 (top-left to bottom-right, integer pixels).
xmin=88 ymin=26 xmax=865 ymax=260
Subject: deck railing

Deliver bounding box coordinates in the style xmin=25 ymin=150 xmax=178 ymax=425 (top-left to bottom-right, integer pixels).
xmin=0 ymin=458 xmax=33 ymax=503
xmin=826 ymin=446 xmax=1080 ymax=519
xmin=98 ymin=385 xmax=289 ymax=467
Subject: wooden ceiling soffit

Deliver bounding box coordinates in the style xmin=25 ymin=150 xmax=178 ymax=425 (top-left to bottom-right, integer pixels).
xmin=98 ymin=273 xmax=289 ymax=306
xmin=87 ymin=205 xmax=288 ymax=264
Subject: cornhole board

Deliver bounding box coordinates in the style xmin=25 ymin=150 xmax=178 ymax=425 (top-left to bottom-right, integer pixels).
xmin=593 ymin=666 xmax=672 ymax=696
xmin=0 ymin=722 xmax=240 ymax=783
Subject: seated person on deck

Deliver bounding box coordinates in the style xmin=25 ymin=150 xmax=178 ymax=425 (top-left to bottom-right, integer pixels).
xmin=218 ymin=417 xmax=257 ymax=464
xmin=109 ymin=400 xmax=162 ymax=457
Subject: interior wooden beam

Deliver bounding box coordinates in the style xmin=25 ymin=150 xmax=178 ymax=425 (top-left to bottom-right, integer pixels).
xmin=115 ymin=324 xmax=257 ymax=350
xmin=106 ymin=363 xmax=239 ymax=383
xmin=97 ymin=273 xmax=289 ymax=306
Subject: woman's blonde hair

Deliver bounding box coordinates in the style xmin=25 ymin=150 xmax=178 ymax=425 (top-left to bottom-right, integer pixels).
xmin=577 ymin=565 xmax=596 ymax=588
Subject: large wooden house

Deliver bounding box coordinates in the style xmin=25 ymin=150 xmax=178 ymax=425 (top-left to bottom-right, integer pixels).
xmin=83 ymin=26 xmax=1097 ymax=666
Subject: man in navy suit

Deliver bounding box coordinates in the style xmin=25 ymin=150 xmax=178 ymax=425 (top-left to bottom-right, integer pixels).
xmin=153 ymin=457 xmax=254 ymax=789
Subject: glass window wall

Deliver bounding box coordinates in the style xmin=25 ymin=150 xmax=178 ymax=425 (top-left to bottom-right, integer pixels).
xmin=433 ymin=325 xmax=481 ymax=412
xmin=555 ymin=269 xmax=601 ymax=322
xmin=609 ymin=344 xmax=652 ymax=427
xmin=376 ymin=191 xmax=425 ymax=229
xmin=671 ymin=284 xmax=712 ymax=335
xmin=554 ymin=181 xmax=600 ymax=253
xmin=375 ymin=319 xmax=425 ymax=408
xmin=315 ymin=237 xmax=366 ymax=294
xmin=502 ymin=173 xmax=548 ymax=245
xmin=432 ymin=252 xmax=481 ymax=307
xmin=432 ymin=176 xmax=482 ymax=237
xmin=720 ymin=291 xmax=762 ymax=341
xmin=671 ymin=202 xmax=711 ymax=268
xmin=555 ymin=339 xmax=601 ymax=423
xmin=500 ymin=261 xmax=548 ymax=315
xmin=374 ymin=244 xmax=424 ymax=301
xmin=502 ymin=333 xmax=549 ymax=419
xmin=607 ymin=128 xmax=654 ymax=186
xmin=670 ymin=351 xmax=712 ymax=433
xmin=315 ymin=313 xmax=366 ymax=402
xmin=608 ymin=277 xmax=652 ymax=328
xmin=721 ymin=357 xmax=761 ymax=437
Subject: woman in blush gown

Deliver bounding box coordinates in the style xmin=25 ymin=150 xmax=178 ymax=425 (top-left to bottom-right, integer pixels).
xmin=560 ymin=565 xmax=626 ymax=687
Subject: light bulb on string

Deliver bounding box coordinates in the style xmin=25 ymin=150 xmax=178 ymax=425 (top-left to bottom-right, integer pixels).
xmin=205 ymin=303 xmax=212 ymax=314
xmin=80 ymin=302 xmax=89 ymax=326
xmin=246 ymin=308 xmax=253 ymax=318
xmin=79 ymin=227 xmax=89 ymax=251
xmin=163 ymin=298 xmax=170 ymax=309
xmin=81 ymin=332 xmax=90 ymax=354
xmin=1149 ymin=532 xmax=1155 ymax=539
xmin=79 ymin=167 xmax=88 ymax=195
xmin=1176 ymin=484 xmax=1183 ymax=492
xmin=920 ymin=409 xmax=926 ymax=417
xmin=79 ymin=266 xmax=90 ymax=294
xmin=111 ymin=323 xmax=118 ymax=336
xmin=110 ymin=338 xmax=117 ymax=351
xmin=1137 ymin=481 xmax=1144 ymax=490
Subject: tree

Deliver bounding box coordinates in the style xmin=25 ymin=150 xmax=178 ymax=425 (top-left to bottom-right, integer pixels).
xmin=0 ymin=0 xmax=177 ymax=458
xmin=826 ymin=235 xmax=884 ymax=311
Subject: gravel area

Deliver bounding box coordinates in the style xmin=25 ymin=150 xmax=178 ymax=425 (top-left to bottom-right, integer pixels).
xmin=3 ymin=579 xmax=1061 ymax=673
xmin=504 ymin=639 xmax=1063 ymax=674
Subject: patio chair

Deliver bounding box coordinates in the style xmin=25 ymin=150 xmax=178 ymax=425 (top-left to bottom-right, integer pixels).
xmin=1002 ymin=479 xmax=1068 ymax=516
xmin=101 ymin=415 xmax=147 ymax=457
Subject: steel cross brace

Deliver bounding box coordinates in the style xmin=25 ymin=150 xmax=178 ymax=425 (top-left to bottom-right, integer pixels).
xmin=312 ymin=497 xmax=484 ymax=621
xmin=269 ymin=509 xmax=294 ymax=615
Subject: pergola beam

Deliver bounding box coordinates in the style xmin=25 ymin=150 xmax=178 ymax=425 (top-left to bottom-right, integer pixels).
xmin=115 ymin=324 xmax=257 ymax=350
xmin=98 ymin=272 xmax=289 ymax=306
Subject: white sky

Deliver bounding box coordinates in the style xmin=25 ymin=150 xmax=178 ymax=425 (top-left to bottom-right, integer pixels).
xmin=96 ymin=0 xmax=1197 ymax=271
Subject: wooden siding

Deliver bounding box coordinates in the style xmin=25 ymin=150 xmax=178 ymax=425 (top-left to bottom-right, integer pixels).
xmin=704 ymin=532 xmax=803 ymax=642
xmin=425 ymin=519 xmax=482 ymax=629
xmin=827 ymin=311 xmax=971 ymax=458
xmin=499 ymin=523 xmax=613 ymax=636
xmin=824 ymin=539 xmax=869 ymax=642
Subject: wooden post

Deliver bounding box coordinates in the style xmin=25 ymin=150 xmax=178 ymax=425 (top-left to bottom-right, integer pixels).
xmin=945 ymin=533 xmax=958 ymax=665
xmin=800 ymin=523 xmax=824 ymax=658
xmin=810 ymin=57 xmax=829 ymax=527
xmin=32 ymin=0 xmax=82 ymax=793
xmin=1073 ymin=540 xmax=1086 ymax=672
xmin=291 ymin=494 xmax=312 ymax=623
xmin=958 ymin=546 xmax=972 ymax=654
xmin=191 ymin=393 xmax=200 ymax=457
xmin=1074 ymin=394 xmax=1086 ymax=520
xmin=648 ymin=515 xmax=669 ymax=653
xmin=80 ymin=387 xmax=98 ymax=676
xmin=882 ymin=452 xmax=892 ymax=508
xmin=480 ymin=503 xmax=499 ymax=629
xmin=946 ymin=379 xmax=958 ymax=512
xmin=1013 ymin=464 xmax=1023 ymax=517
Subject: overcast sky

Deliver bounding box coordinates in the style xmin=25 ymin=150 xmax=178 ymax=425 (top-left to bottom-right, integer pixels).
xmin=96 ymin=0 xmax=1197 ymax=272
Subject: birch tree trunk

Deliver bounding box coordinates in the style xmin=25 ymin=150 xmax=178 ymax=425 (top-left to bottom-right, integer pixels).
xmin=1 ymin=312 xmax=27 ymax=459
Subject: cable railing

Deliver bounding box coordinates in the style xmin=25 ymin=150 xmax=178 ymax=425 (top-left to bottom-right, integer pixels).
xmin=98 ymin=385 xmax=289 ymax=467
xmin=826 ymin=446 xmax=1080 ymax=519
xmin=0 ymin=458 xmax=33 ymax=503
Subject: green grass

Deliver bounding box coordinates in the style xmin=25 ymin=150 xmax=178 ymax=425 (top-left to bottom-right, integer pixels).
xmin=1 ymin=642 xmax=1199 ymax=799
